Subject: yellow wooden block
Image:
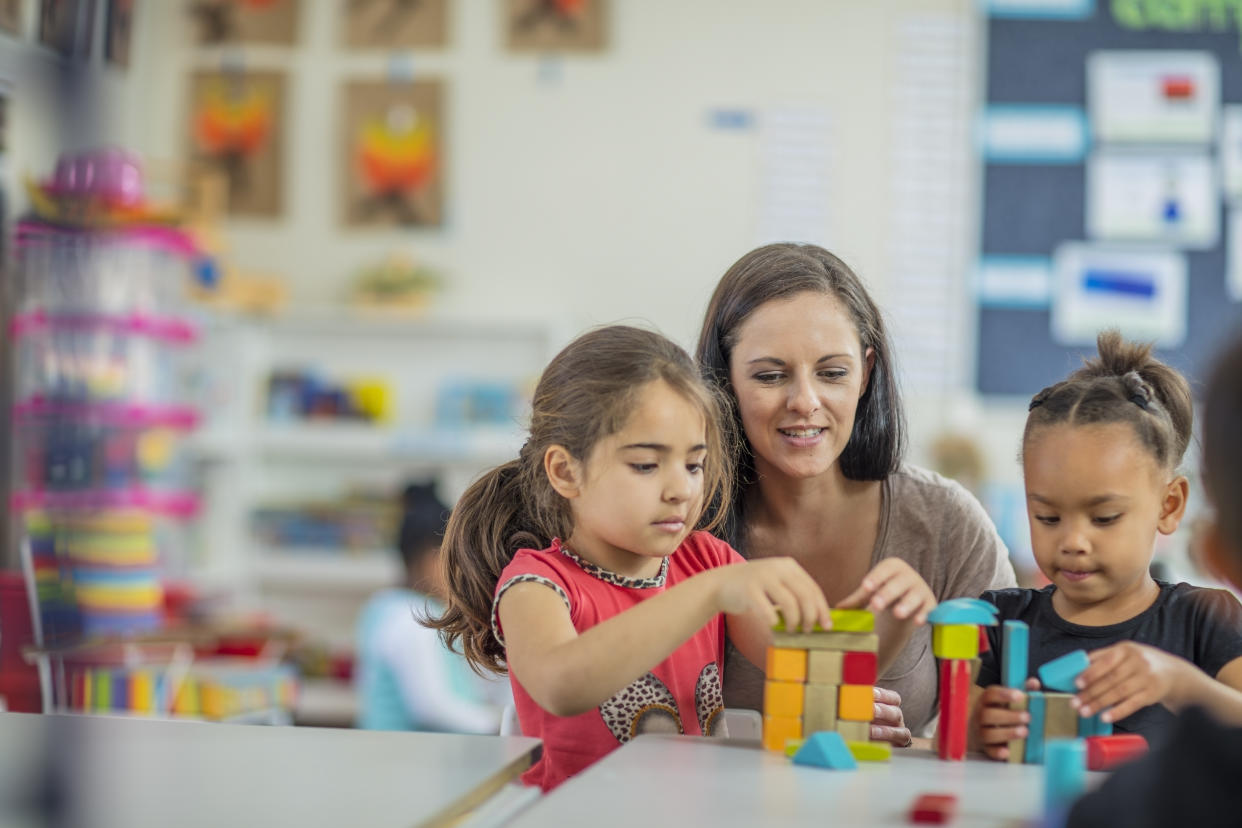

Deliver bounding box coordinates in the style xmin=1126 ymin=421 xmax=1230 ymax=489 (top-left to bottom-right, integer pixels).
xmin=838 ymin=684 xmax=873 ymax=721
xmin=829 ymin=609 xmax=876 ymax=632
xmin=837 ymin=720 xmax=871 ymax=742
xmin=804 ymin=683 xmax=838 ymax=732
xmin=772 ymin=631 xmax=879 ymax=652
xmin=763 ymin=714 xmax=802 ymax=753
xmin=846 ymin=740 xmax=892 ymax=761
xmin=784 ymin=738 xmax=805 ymax=758
xmin=764 ymin=679 xmax=806 ymax=718
xmin=1008 ymin=694 xmax=1027 ymax=764
xmin=932 ymin=624 xmax=979 ymax=660
xmin=765 ymin=646 xmax=808 ymax=683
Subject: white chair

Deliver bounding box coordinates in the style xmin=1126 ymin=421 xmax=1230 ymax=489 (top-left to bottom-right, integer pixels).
xmin=498 ymin=702 xmax=522 ymax=736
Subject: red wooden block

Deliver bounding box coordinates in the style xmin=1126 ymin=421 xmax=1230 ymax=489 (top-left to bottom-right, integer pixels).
xmin=977 ymin=626 xmax=989 ymax=654
xmin=936 ymin=659 xmax=970 ymax=761
xmin=842 ymin=651 xmax=877 ymax=685
xmin=1085 ymin=733 xmax=1148 ymax=771
xmin=909 ymin=792 xmax=957 ymax=824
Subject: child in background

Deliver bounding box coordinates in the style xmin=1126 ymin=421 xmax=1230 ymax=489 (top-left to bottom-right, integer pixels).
xmin=973 ymin=331 xmax=1242 ymax=757
xmin=1066 ymin=334 xmax=1242 ymax=827
xmin=355 ymin=482 xmax=507 ymax=733
xmin=427 ymin=326 xmax=831 ymax=791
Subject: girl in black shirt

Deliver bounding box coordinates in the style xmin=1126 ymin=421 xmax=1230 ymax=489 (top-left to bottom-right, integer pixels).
xmin=972 ymin=331 xmax=1242 ymax=759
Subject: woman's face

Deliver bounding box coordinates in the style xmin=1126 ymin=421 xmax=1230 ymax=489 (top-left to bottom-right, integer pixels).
xmin=727 ymin=291 xmax=874 ymax=482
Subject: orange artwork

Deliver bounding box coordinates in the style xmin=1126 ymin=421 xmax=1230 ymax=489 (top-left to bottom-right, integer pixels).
xmin=342 ymin=80 xmax=443 ymax=227
xmin=506 ymin=0 xmax=606 ymax=52
xmin=188 ymin=71 xmax=285 ymax=217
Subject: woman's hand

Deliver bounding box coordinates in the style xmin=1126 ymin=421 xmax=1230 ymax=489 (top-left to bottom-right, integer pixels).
xmin=970 ymin=679 xmax=1038 ymax=761
xmin=836 ymin=558 xmax=936 ymax=625
xmin=1074 ymin=642 xmax=1192 ymax=723
xmin=871 ymin=686 xmax=912 ymax=746
xmin=713 ymin=557 xmax=832 ymax=633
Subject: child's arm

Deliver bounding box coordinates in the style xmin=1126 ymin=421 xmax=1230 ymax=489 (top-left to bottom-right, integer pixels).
xmin=833 ymin=558 xmax=937 ymax=674
xmin=499 ymin=557 xmax=830 ymax=717
xmin=1075 ymin=644 xmax=1242 ymax=726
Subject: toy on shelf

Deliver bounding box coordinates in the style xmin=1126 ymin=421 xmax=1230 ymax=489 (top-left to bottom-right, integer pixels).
xmin=347 ymin=251 xmax=442 ymax=312
xmin=762 ymin=609 xmax=885 ymax=757
xmin=928 ymin=598 xmax=999 ymax=760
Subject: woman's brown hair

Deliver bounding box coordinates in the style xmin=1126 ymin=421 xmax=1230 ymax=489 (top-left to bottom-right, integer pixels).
xmin=426 ymin=325 xmax=732 ymax=674
xmin=1023 ymin=329 xmax=1193 ymax=472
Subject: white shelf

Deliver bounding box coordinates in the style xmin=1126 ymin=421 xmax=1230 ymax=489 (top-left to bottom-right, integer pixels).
xmin=254 ymin=549 xmax=402 ymax=590
xmin=254 ymin=423 xmax=525 ymax=464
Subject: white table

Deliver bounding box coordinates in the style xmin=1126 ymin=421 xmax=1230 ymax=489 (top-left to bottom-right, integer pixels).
xmin=507 ymin=735 xmax=1103 ymax=827
xmin=0 ymin=712 xmax=541 ymax=828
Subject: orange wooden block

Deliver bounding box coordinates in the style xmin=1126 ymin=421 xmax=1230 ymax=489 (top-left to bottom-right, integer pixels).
xmin=838 ymin=684 xmax=873 ymax=721
xmin=765 ymin=646 xmax=808 ymax=683
xmin=764 ymin=679 xmax=806 ymax=718
xmin=762 ymin=714 xmax=802 ymax=753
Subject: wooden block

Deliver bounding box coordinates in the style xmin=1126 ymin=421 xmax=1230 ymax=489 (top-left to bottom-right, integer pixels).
xmin=837 ymin=720 xmax=871 ymax=742
xmin=1085 ymin=734 xmax=1148 ymax=770
xmin=829 ymin=609 xmax=876 ymax=631
xmin=909 ymin=792 xmax=957 ymax=824
xmin=1024 ymin=691 xmax=1046 ymax=764
xmin=847 ymin=740 xmax=892 ymax=761
xmin=932 ymin=624 xmax=979 ymax=660
xmin=784 ymin=738 xmax=804 ymax=757
xmin=792 ymin=730 xmax=857 ymax=770
xmin=1044 ymin=692 xmax=1078 ymax=741
xmin=1007 ymin=693 xmax=1027 ymax=764
xmin=1078 ymin=711 xmax=1113 ymax=737
xmin=773 ymin=609 xmax=875 ymax=633
xmin=762 ymin=714 xmax=802 ymax=753
xmin=772 ymin=631 xmax=878 ymax=652
xmin=764 ymin=679 xmax=805 ymax=718
xmin=804 ymin=683 xmax=838 ymax=733
xmin=807 ymin=649 xmax=843 ymax=684
xmin=765 ymin=646 xmax=808 ymax=683
xmin=936 ymin=659 xmax=970 ymax=761
xmin=1002 ymin=619 xmax=1029 ymax=689
xmin=1038 ymin=649 xmax=1089 ymax=692
xmin=842 ymin=651 xmax=878 ymax=685
xmin=838 ymin=684 xmax=874 ymax=721
xmin=978 ymin=625 xmax=990 ymax=654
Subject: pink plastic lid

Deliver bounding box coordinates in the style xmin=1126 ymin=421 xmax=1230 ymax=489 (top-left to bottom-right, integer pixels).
xmin=9 ymin=488 xmax=202 ymax=519
xmin=13 ymin=398 xmax=201 ymax=429
xmin=8 ymin=310 xmax=200 ymax=343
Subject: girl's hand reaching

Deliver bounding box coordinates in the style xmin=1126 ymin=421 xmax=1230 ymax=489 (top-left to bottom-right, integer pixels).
xmin=713 ymin=557 xmax=832 ymax=633
xmin=1074 ymin=641 xmax=1192 ymax=723
xmin=971 ymin=678 xmax=1041 ymax=761
xmin=836 ymin=558 xmax=936 ymax=625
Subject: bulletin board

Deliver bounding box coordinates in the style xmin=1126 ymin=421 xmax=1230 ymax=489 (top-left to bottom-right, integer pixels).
xmin=976 ymin=3 xmax=1242 ymax=396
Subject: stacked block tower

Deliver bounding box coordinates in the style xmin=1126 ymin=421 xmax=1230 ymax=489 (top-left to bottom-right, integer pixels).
xmin=928 ymin=598 xmax=1000 ymax=760
xmin=762 ymin=609 xmax=879 ymax=754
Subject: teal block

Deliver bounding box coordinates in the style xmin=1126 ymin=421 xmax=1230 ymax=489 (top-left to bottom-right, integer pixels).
xmin=1078 ymin=712 xmax=1113 ymax=737
xmin=1003 ymin=620 xmax=1029 ymax=689
xmin=1038 ymin=650 xmax=1089 ymax=692
xmin=792 ymin=730 xmax=858 ymax=770
xmin=1044 ymin=739 xmax=1087 ymax=811
xmin=928 ymin=598 xmax=1000 ymax=625
xmin=1024 ymin=691 xmax=1046 ymax=764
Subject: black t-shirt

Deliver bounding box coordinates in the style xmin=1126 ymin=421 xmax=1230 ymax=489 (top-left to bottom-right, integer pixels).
xmin=977 ymin=582 xmax=1242 ymax=739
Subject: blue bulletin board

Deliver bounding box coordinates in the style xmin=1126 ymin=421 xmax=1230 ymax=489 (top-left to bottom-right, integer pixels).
xmin=976 ymin=0 xmax=1242 ymax=395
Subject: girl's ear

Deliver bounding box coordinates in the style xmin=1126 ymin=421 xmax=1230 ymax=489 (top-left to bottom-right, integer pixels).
xmin=1156 ymin=475 xmax=1190 ymax=535
xmin=544 ymin=445 xmax=583 ymax=499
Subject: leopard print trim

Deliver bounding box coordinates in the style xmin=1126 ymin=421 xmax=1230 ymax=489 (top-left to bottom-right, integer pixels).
xmin=599 ymin=672 xmax=683 ymax=743
xmin=558 ymin=543 xmax=668 ymax=589
xmin=695 ymin=662 xmax=724 ymax=736
xmin=491 ymin=574 xmax=571 ymax=648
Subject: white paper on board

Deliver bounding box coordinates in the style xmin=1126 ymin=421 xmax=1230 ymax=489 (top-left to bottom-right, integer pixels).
xmin=1088 ymin=51 xmax=1219 ymax=144
xmin=1086 ymin=150 xmax=1218 ymax=249
xmin=1051 ymin=243 xmax=1187 ymax=347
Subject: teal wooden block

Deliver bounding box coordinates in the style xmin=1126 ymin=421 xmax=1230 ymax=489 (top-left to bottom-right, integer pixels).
xmin=1024 ymin=691 xmax=1046 ymax=764
xmin=1003 ymin=620 xmax=1029 ymax=689
xmin=1078 ymin=712 xmax=1113 ymax=737
xmin=928 ymin=598 xmax=1000 ymax=625
xmin=1044 ymin=739 xmax=1087 ymax=811
xmin=1038 ymin=650 xmax=1089 ymax=692
xmin=792 ymin=730 xmax=858 ymax=770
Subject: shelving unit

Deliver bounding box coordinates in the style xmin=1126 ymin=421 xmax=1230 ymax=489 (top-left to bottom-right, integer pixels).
xmin=187 ymin=309 xmax=561 ymax=651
